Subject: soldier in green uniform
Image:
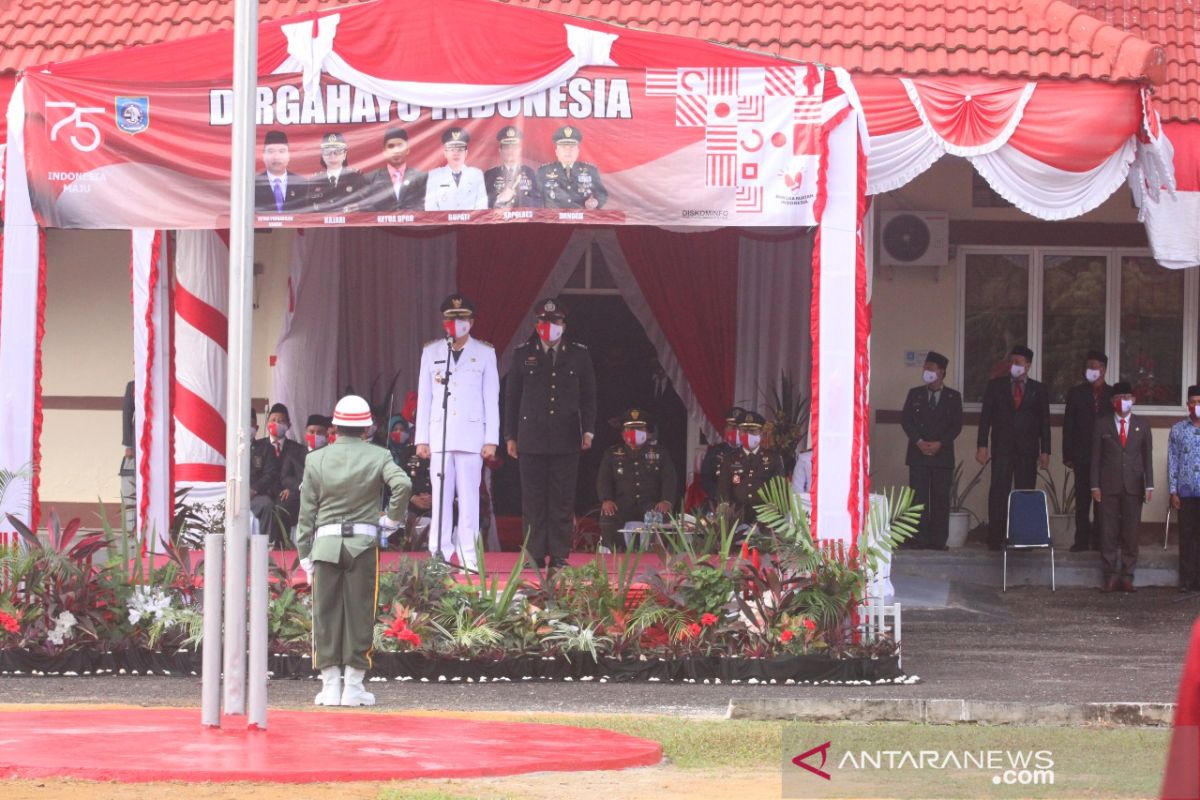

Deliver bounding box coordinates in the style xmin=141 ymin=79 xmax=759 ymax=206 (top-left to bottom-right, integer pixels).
xmin=596 ymin=408 xmax=678 ymax=551
xmin=296 ymin=394 xmax=412 ymax=707
xmin=699 ymin=406 xmax=745 ymax=505
xmin=537 ymin=126 xmax=609 ymax=209
xmin=718 ymin=411 xmax=785 ymax=525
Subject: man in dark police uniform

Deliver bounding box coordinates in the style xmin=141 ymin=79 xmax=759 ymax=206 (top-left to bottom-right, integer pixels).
xmin=538 ymin=126 xmax=609 ymax=209
xmin=505 ymin=298 xmax=597 ymax=569
xmin=485 ymin=126 xmax=542 ymax=209
xmin=596 ymin=408 xmax=677 ymax=551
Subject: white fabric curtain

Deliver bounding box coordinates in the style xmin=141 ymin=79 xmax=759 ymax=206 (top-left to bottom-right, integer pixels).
xmin=272 ymin=228 xmax=343 ymax=436
xmin=131 ymin=229 xmax=171 ymax=551
xmin=734 ymin=233 xmax=813 ymax=426
xmin=336 ymin=229 xmax=457 ymax=415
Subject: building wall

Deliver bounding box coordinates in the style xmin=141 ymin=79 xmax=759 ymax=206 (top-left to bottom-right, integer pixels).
xmin=38 ymin=228 xmax=296 ymax=521
xmin=870 ymin=156 xmax=1177 ymax=525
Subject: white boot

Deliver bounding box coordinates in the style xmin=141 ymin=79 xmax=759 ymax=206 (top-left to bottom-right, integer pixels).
xmin=314 ymin=666 xmax=342 ymax=706
xmin=340 ymin=666 xmax=375 ymax=707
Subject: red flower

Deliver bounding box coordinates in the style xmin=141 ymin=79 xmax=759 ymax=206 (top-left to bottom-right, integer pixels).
xmin=802 ymin=618 xmax=817 ymax=631
xmin=0 ymin=610 xmax=19 ymax=635
xmin=780 ymin=629 xmax=795 ymax=643
xmin=740 ymin=541 xmax=750 ymax=561
xmin=700 ymin=613 xmax=719 ymax=627
xmin=687 ymin=622 xmax=702 ymax=637
xmin=750 ymin=548 xmax=762 ymax=570
xmin=382 ymin=617 xmax=409 ymax=639
xmin=399 ymin=630 xmax=422 ymax=648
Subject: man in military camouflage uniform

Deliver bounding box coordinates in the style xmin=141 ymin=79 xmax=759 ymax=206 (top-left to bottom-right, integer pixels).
xmin=699 ymin=406 xmax=745 ymax=506
xmin=596 ymin=408 xmax=678 ymax=551
xmin=485 ymin=126 xmax=542 ymax=209
xmin=718 ymin=411 xmax=785 ymax=525
xmin=537 ymin=126 xmax=609 ymax=209
xmin=296 ymin=394 xmax=411 ymax=707
xmin=505 ymin=298 xmax=597 ymax=569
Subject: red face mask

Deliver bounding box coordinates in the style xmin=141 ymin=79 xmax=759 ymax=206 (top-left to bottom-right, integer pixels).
xmin=390 ymin=429 xmax=407 ymax=444
xmin=623 ymin=428 xmax=647 ymax=448
xmin=442 ymin=319 xmax=471 ymax=338
xmin=723 ymin=428 xmax=738 ymax=445
xmin=327 ymin=432 xmax=337 ymax=444
xmin=536 ymin=321 xmax=563 ymax=344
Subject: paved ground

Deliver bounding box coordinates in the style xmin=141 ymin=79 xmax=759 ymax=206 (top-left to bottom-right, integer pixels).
xmin=2 ymin=585 xmax=1195 ymax=715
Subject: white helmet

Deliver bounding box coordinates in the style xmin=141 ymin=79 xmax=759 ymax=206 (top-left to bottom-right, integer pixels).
xmin=332 ymin=394 xmax=373 ymax=428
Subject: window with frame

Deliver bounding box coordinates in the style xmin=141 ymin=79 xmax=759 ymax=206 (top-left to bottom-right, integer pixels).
xmin=962 ymin=252 xmax=1029 ymax=402
xmin=1119 ymin=254 xmax=1184 ymax=405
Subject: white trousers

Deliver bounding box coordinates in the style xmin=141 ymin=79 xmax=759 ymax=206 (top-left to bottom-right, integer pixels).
xmin=429 ymin=450 xmax=482 ymax=568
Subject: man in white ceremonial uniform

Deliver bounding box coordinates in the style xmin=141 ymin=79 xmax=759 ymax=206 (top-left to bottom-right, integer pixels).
xmin=416 ymin=293 xmax=499 ymax=570
xmin=424 ymin=127 xmax=489 ymax=211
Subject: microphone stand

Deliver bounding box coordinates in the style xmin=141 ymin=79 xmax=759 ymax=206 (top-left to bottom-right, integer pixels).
xmin=435 ymin=336 xmax=454 ymax=564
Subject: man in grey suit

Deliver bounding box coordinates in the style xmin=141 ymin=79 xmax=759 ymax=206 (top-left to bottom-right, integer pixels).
xmin=1090 ymin=381 xmax=1153 ymax=593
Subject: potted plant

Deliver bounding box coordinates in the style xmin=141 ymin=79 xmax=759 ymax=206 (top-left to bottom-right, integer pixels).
xmin=1038 ymin=466 xmax=1076 ymax=549
xmin=948 ymin=461 xmax=986 ymax=548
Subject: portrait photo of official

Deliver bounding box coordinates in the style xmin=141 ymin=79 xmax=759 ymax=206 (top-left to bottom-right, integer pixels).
xmin=364 ymin=127 xmax=428 ymax=212
xmin=306 ymin=132 xmax=367 ymax=213
xmin=484 ymin=126 xmax=542 ymax=209
xmin=254 ymin=130 xmax=307 ymax=213
xmin=537 ymin=126 xmax=609 ymax=210
xmin=425 ymin=127 xmax=488 ymax=212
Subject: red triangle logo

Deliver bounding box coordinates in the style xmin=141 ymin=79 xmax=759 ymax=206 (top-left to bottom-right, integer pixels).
xmin=792 ymin=741 xmax=832 ymax=781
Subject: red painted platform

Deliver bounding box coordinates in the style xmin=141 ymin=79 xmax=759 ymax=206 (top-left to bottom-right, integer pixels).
xmin=0 ymin=708 xmax=663 ymax=782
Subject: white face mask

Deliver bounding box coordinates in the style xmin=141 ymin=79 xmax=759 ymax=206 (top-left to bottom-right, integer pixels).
xmin=443 ymin=319 xmax=472 ymax=339
xmin=1085 ymin=368 xmax=1102 ymax=383
xmin=1118 ymin=398 xmax=1133 ymax=415
xmin=922 ymin=369 xmax=939 ymax=385
xmin=1191 ymin=404 xmax=1200 ymax=420
xmin=744 ymin=433 xmax=762 ymax=451
xmin=537 ymin=321 xmax=564 ymax=344
xmin=248 ymin=425 xmax=259 ymax=440
xmin=1010 ymin=363 xmax=1026 ymax=379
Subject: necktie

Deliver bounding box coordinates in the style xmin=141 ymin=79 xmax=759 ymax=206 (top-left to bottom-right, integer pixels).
xmin=549 ymin=347 xmax=557 ymax=368
xmin=274 ymin=442 xmax=282 ymax=458
xmin=1119 ymin=418 xmax=1127 ymax=447
xmin=393 ymin=175 xmax=402 ymax=200
xmin=1013 ymin=381 xmax=1023 ymax=409
xmin=929 ymin=390 xmax=938 ymax=409
xmin=452 ymin=172 xmax=462 ymax=186
xmin=272 ymin=179 xmax=284 ymax=211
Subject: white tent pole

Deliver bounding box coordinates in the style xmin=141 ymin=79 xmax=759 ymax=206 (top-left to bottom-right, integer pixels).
xmin=220 ymin=0 xmax=260 ymax=720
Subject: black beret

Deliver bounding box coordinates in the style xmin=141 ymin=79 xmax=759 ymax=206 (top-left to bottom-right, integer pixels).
xmin=535 ymin=297 xmax=566 ymax=321
xmin=1085 ymin=350 xmax=1109 ymax=365
xmin=263 ymin=130 xmax=288 ymax=147
xmin=441 ymin=293 xmax=475 ymax=318
xmin=552 ymin=125 xmax=582 ymax=144
xmin=382 ymin=128 xmax=409 ymax=144
xmin=306 ymin=414 xmax=327 ymax=428
xmin=1111 ymin=381 xmax=1134 ymax=395
xmin=497 ymin=126 xmax=523 ymax=144
xmin=1011 ymin=345 xmax=1034 ymax=361
xmin=924 ymin=351 xmax=949 ymax=370
xmin=268 ymin=402 xmax=290 ymax=419
xmin=442 ymin=127 xmax=470 ymax=147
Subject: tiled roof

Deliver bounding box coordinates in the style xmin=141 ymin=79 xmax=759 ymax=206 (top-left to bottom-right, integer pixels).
xmin=0 ymin=0 xmax=1192 ymax=119
xmin=1064 ymin=0 xmax=1198 ymax=128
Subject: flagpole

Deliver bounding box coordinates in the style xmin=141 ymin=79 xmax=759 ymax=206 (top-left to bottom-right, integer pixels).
xmin=219 ymin=0 xmax=259 ymax=720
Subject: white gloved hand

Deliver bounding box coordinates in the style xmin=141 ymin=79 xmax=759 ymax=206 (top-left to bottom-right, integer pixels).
xmin=379 ymin=514 xmax=401 ymax=531
xmin=299 ymin=557 xmax=314 ymax=582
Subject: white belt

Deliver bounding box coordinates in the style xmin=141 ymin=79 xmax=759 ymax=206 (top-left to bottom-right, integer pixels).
xmin=315 ymin=522 xmax=378 ymax=539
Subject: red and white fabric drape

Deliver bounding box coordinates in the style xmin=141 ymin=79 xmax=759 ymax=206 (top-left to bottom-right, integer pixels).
xmin=131 ymin=229 xmax=172 ymax=551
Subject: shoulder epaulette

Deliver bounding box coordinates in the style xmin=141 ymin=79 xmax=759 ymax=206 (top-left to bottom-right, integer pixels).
xmin=477 ymin=339 xmax=494 ymax=349
xmin=424 ymin=338 xmax=443 ymax=348
xmin=570 ymin=341 xmax=588 ymax=349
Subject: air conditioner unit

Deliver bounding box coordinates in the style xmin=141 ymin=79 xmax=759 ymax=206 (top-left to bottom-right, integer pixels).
xmin=879 ymin=211 xmax=949 ymax=267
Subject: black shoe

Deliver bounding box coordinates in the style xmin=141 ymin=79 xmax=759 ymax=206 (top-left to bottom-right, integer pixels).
xmin=1069 ymin=543 xmax=1089 ymax=553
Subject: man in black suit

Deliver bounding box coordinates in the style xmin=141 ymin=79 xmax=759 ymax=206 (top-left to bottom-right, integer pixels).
xmin=1062 ymin=350 xmax=1112 ymax=552
xmin=977 ymin=345 xmax=1051 ymax=550
xmin=254 ymin=130 xmax=307 ymax=213
xmin=364 ymin=128 xmax=427 ymax=212
xmin=504 ymin=298 xmax=597 ymax=570
xmin=250 ymin=402 xmax=306 ymax=547
xmin=901 ymin=351 xmax=963 ymax=550
xmin=1091 ymin=381 xmax=1153 ymax=592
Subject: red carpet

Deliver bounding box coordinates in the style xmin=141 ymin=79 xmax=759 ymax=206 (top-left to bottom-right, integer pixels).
xmin=0 ymin=708 xmax=663 ymax=782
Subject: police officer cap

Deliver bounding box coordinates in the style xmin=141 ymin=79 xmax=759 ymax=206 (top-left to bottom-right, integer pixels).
xmin=442 ymin=127 xmax=470 ymax=148
xmin=441 ymin=293 xmax=475 ymax=318
xmin=305 ymin=414 xmax=327 ymax=428
xmin=925 ymin=351 xmax=949 ymax=370
xmin=332 ymin=395 xmax=373 ymax=428
xmin=737 ymin=410 xmax=767 ymax=430
xmin=623 ymin=408 xmax=650 ymax=428
xmin=535 ymin=297 xmax=567 ymax=321
xmin=724 ymin=406 xmax=745 ymax=423
xmin=320 ymin=132 xmax=348 ymax=149
xmin=382 ymin=128 xmax=409 ymax=145
xmin=268 ymin=402 xmax=290 ymax=419
xmin=497 ymin=126 xmax=523 ymax=145
xmin=1011 ymin=344 xmax=1034 ymax=361
xmin=1111 ymin=381 xmax=1134 ymax=396
xmin=264 ymin=130 xmax=288 ymax=147
xmin=1085 ymin=350 xmax=1109 ymax=365
xmin=552 ymin=125 xmax=582 ymax=144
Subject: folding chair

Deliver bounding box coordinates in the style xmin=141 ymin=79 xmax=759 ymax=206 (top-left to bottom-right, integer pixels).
xmin=1004 ymin=489 xmax=1055 ymax=592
